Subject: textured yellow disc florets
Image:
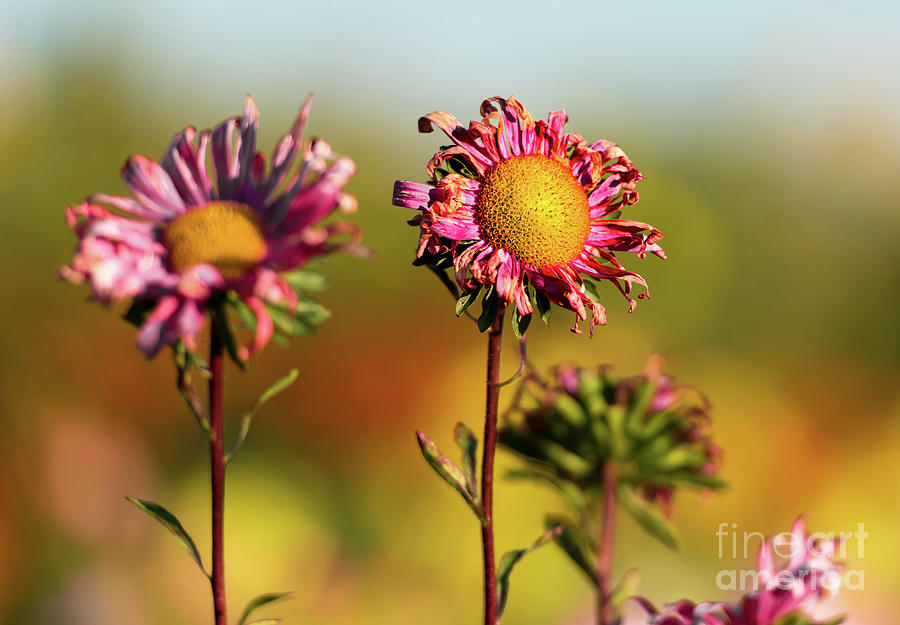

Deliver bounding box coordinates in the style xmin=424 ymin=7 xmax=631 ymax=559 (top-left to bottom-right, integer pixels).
xmin=475 ymin=154 xmax=590 ymax=268
xmin=163 ymin=202 xmax=268 ymax=279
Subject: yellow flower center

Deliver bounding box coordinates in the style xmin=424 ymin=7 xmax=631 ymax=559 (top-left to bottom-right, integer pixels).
xmin=163 ymin=202 xmax=268 ymax=279
xmin=475 ymin=154 xmax=590 ymax=268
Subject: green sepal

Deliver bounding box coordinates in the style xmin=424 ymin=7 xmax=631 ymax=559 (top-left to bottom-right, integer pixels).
xmin=443 ymin=153 xmax=479 ymax=180
xmin=456 ymin=288 xmax=481 ymax=317
xmin=618 ymin=485 xmax=679 ymax=550
xmin=511 ymin=309 xmax=532 ymax=340
xmin=496 ymin=525 xmax=563 ymax=619
xmin=529 ymin=287 xmax=552 ymax=324
xmin=226 ymin=369 xmax=299 ymax=464
xmin=454 ymin=422 xmax=479 ymax=496
xmin=478 ymin=286 xmax=500 ymax=332
xmin=213 ymin=304 xmax=246 ymax=370
xmin=416 ymin=431 xmax=484 ymax=521
xmin=123 ymin=298 xmax=156 ymax=328
xmin=545 ymin=515 xmax=596 ymax=582
xmin=236 ymin=591 xmax=293 ymax=625
xmin=281 ymin=269 xmax=328 ymax=293
xmin=582 ymin=278 xmax=603 ymax=302
xmin=126 ymin=497 xmax=206 ymax=575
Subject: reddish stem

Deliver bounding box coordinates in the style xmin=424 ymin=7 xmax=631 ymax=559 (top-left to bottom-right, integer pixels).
xmin=209 ymin=319 xmax=227 ymax=625
xmin=597 ymin=461 xmax=618 ymax=625
xmin=481 ymin=307 xmax=505 ymax=625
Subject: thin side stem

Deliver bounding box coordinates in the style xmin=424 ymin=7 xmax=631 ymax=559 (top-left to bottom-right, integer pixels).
xmin=596 ymin=461 xmax=618 ymax=625
xmin=481 ymin=306 xmax=505 ymax=625
xmin=209 ymin=319 xmax=227 ymax=625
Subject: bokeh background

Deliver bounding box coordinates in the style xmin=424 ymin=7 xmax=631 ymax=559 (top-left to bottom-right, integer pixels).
xmin=1 ymin=1 xmax=898 ymax=624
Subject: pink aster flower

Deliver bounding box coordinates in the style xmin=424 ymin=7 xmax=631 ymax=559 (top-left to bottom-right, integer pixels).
xmin=636 ymin=517 xmax=844 ymax=625
xmin=61 ymin=95 xmax=359 ymax=359
xmin=392 ymin=95 xmax=664 ymax=334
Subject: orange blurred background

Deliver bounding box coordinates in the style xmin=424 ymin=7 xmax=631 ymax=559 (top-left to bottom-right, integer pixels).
xmin=0 ymin=2 xmax=898 ymax=624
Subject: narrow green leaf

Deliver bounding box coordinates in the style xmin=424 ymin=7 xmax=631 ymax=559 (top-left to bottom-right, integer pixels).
xmin=214 ymin=305 xmax=246 ymax=370
xmin=281 ymin=269 xmax=328 ymax=293
xmin=454 ymin=422 xmax=478 ymax=496
xmin=582 ymin=278 xmax=603 ymax=301
xmin=511 ymin=309 xmax=531 ymax=340
xmin=123 ymin=299 xmax=155 ymax=328
xmin=246 ymin=620 xmax=283 ymax=625
xmin=609 ymin=569 xmax=641 ymax=609
xmin=496 ymin=525 xmax=563 ymax=619
xmin=416 ymin=431 xmax=484 ymax=520
xmin=618 ymin=486 xmax=679 ymax=550
xmin=505 ymin=469 xmax=586 ymax=511
xmin=126 ymin=497 xmax=206 ymax=574
xmin=545 ymin=515 xmax=596 ymax=582
xmin=294 ymin=299 xmax=332 ymax=325
xmin=226 ymin=369 xmax=299 ymax=463
xmin=531 ymin=289 xmax=552 ymax=324
xmin=237 ymin=592 xmax=293 ymax=625
xmin=477 ymin=286 xmax=499 ymax=332
xmin=456 ymin=289 xmax=481 ymax=317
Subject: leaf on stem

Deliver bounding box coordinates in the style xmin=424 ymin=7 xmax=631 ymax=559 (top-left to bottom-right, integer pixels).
xmin=126 ymin=497 xmax=206 ymax=575
xmin=545 ymin=515 xmax=596 ymax=582
xmin=477 ymin=286 xmax=500 ymax=332
xmin=226 ymin=369 xmax=300 ymax=464
xmin=172 ymin=339 xmax=209 ymax=433
xmin=618 ymin=485 xmax=679 ymax=550
xmin=496 ymin=525 xmax=563 ymax=619
xmin=609 ymin=569 xmax=640 ymax=609
xmin=456 ymin=289 xmax=481 ymax=317
xmin=453 ymin=422 xmax=479 ymax=496
xmin=505 ymin=469 xmax=586 ymax=511
xmin=236 ymin=591 xmax=293 ymax=625
xmin=416 ymin=431 xmax=484 ymax=521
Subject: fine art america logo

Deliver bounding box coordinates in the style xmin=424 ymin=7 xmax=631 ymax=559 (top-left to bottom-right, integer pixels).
xmin=715 ymin=522 xmax=867 ymax=592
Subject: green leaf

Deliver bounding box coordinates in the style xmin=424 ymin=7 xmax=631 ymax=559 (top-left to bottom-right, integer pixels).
xmin=477 ymin=286 xmax=500 ymax=332
xmin=529 ymin=288 xmax=552 ymax=323
xmin=294 ymin=299 xmax=332 ymax=326
xmin=511 ymin=309 xmax=531 ymax=340
xmin=236 ymin=591 xmax=293 ymax=625
xmin=609 ymin=569 xmax=640 ymax=609
xmin=281 ymin=269 xmax=328 ymax=293
xmin=126 ymin=497 xmax=206 ymax=574
xmin=505 ymin=469 xmax=586 ymax=512
xmin=582 ymin=278 xmax=603 ymax=302
xmin=618 ymin=486 xmax=679 ymax=550
xmin=545 ymin=515 xmax=596 ymax=582
xmin=496 ymin=525 xmax=563 ymax=619
xmin=246 ymin=620 xmax=283 ymax=625
xmin=454 ymin=422 xmax=479 ymax=496
xmin=214 ymin=305 xmax=246 ymax=370
xmin=123 ymin=298 xmax=155 ymax=328
xmin=172 ymin=340 xmax=209 ymax=433
xmin=416 ymin=431 xmax=484 ymax=521
xmin=226 ymin=369 xmax=299 ymax=463
xmin=456 ymin=289 xmax=481 ymax=317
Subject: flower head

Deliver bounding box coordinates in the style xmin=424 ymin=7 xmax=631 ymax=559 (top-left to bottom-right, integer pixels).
xmin=637 ymin=517 xmax=845 ymax=625
xmin=500 ymin=357 xmax=724 ymax=516
xmin=61 ymin=95 xmax=360 ymax=359
xmin=392 ymin=96 xmax=664 ymax=335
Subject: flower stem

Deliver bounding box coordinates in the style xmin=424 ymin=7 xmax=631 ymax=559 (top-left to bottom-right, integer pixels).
xmin=597 ymin=461 xmax=617 ymax=625
xmin=481 ymin=306 xmax=505 ymax=625
xmin=209 ymin=318 xmax=227 ymax=625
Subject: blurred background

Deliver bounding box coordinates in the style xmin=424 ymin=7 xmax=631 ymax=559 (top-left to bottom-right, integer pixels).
xmin=0 ymin=1 xmax=898 ymax=623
